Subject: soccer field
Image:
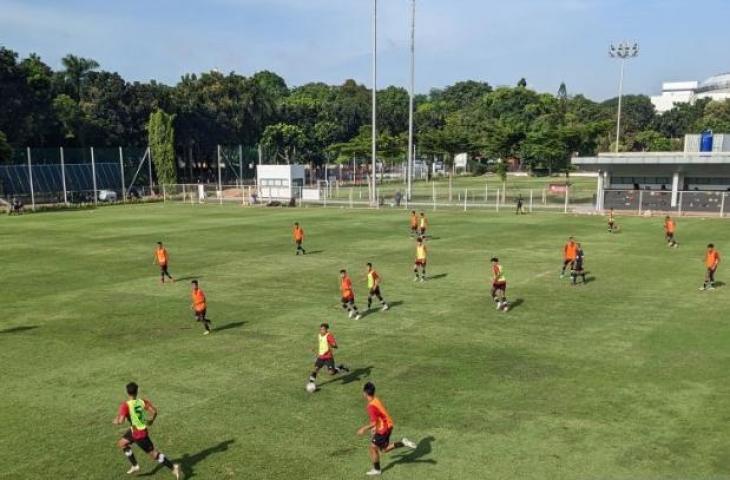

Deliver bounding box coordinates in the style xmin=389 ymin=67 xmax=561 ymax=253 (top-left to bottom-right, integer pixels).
xmin=2 ymin=204 xmax=730 ymax=480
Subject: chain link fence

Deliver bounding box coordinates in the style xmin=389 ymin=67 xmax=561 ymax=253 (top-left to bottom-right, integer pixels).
xmin=1 ymin=146 xmax=152 ymax=208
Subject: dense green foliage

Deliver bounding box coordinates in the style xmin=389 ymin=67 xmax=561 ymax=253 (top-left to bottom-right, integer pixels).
xmin=2 ymin=44 xmax=730 ymax=171
xmin=148 ymin=110 xmax=177 ymax=185
xmin=0 ymin=130 xmax=11 ymax=163
xmin=2 ymin=205 xmax=730 ymax=479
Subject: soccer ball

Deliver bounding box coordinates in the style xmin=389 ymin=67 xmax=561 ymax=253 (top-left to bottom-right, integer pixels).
xmin=306 ymin=382 xmax=317 ymax=393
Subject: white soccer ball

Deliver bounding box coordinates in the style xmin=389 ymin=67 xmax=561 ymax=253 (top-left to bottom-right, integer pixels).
xmin=306 ymin=382 xmax=317 ymax=393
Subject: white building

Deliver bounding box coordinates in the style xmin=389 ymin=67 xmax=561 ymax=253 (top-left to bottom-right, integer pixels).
xmin=651 ymin=73 xmax=730 ymax=113
xmin=256 ymin=164 xmax=305 ymax=201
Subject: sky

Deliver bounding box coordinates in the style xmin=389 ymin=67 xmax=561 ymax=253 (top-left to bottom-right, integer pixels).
xmin=1 ymin=0 xmax=729 ymax=101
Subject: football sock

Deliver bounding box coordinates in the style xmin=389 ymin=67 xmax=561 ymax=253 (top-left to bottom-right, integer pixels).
xmin=156 ymin=453 xmax=174 ymax=469
xmin=124 ymin=448 xmax=138 ymax=467
xmin=374 ymin=462 xmax=381 ymax=471
xmin=394 ymin=441 xmax=404 ymax=448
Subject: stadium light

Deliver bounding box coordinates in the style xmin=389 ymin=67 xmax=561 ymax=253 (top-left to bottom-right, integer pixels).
xmin=406 ymin=0 xmax=415 ymax=201
xmin=609 ymin=41 xmax=639 ymax=153
xmin=371 ymin=0 xmax=378 ymax=205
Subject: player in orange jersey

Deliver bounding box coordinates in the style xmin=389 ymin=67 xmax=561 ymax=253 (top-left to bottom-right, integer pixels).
xmin=560 ymin=236 xmax=578 ymax=278
xmin=356 ymin=382 xmax=416 ymax=476
xmin=664 ymin=216 xmax=678 ymax=248
xmin=700 ymin=243 xmax=721 ymax=290
xmin=153 ymin=242 xmax=174 ymax=283
xmin=340 ymin=269 xmax=362 ymax=320
xmin=491 ymin=257 xmax=510 ymax=311
xmin=293 ymin=222 xmax=306 ymax=255
xmin=409 ymin=211 xmax=418 ymax=236
xmin=191 ymin=280 xmax=211 ymax=334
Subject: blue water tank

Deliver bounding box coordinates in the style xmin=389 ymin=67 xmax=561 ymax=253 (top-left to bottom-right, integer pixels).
xmin=700 ymin=130 xmax=713 ymax=152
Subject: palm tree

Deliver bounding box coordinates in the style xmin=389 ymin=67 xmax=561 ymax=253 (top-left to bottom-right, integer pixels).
xmin=61 ymin=54 xmax=99 ymax=100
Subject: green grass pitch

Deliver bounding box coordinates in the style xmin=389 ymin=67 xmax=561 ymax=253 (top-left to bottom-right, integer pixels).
xmin=2 ymin=204 xmax=729 ymax=479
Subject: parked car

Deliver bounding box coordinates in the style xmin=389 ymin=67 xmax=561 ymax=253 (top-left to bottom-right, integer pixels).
xmin=98 ymin=189 xmax=118 ymax=202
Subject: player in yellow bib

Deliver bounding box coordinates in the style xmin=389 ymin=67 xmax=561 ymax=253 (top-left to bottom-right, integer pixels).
xmin=366 ymin=262 xmax=389 ymax=312
xmin=308 ymin=323 xmax=350 ymax=388
xmin=113 ymin=382 xmax=180 ymax=478
xmin=414 ymin=237 xmax=428 ymax=282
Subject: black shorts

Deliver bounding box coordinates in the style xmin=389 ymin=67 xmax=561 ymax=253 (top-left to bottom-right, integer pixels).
xmin=372 ymin=430 xmax=392 ymax=450
xmin=195 ymin=309 xmax=207 ymax=320
xmin=160 ymin=264 xmax=169 ymax=273
xmin=341 ymin=296 xmax=354 ymax=305
xmin=666 ymin=232 xmax=674 ymax=239
xmin=123 ymin=429 xmax=155 ymax=453
xmin=563 ymin=259 xmax=574 ymax=267
xmin=492 ymin=282 xmax=507 ymax=294
xmin=314 ymin=356 xmax=335 ymax=370
xmin=369 ymin=286 xmax=381 ymax=296
xmin=296 ymin=240 xmax=303 ymax=246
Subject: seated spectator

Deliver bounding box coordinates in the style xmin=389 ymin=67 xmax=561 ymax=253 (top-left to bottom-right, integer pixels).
xmin=10 ymin=197 xmax=24 ymax=215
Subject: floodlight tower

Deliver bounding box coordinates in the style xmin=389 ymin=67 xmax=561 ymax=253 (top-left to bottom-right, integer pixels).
xmin=406 ymin=0 xmax=415 ymax=201
xmin=609 ymin=41 xmax=639 ymax=153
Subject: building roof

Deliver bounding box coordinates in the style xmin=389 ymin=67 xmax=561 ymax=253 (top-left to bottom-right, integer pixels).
xmin=573 ymin=152 xmax=730 ymax=166
xmin=697 ymin=73 xmax=730 ymax=93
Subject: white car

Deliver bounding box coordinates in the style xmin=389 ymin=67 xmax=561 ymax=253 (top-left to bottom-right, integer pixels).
xmin=98 ymin=189 xmax=118 ymax=202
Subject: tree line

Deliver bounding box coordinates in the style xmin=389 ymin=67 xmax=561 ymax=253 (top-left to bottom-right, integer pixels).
xmin=2 ymin=45 xmax=730 ymax=178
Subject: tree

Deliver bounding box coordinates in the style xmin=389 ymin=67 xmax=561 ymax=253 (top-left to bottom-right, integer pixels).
xmin=0 ymin=130 xmax=11 ymax=163
xmin=60 ymin=54 xmax=99 ymax=101
xmin=697 ymin=100 xmax=730 ymax=133
xmin=148 ymin=110 xmax=177 ymax=185
xmin=520 ymin=126 xmax=569 ymax=175
xmin=53 ymin=94 xmax=82 ymax=141
xmin=377 ymin=86 xmax=409 ymax=135
xmin=261 ymin=123 xmax=305 ymax=163
xmin=633 ymin=130 xmax=673 ymax=152
xmin=653 ymin=99 xmax=709 ymax=138
xmin=434 ymin=80 xmax=492 ymax=111
xmin=557 ymin=82 xmax=567 ymax=101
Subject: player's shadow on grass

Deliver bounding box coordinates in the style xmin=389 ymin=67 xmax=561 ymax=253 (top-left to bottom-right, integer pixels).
xmin=319 ymin=366 xmax=374 ymax=386
xmin=0 ymin=325 xmax=38 ymax=334
xmin=428 ymin=273 xmax=448 ymax=281
xmin=212 ymin=321 xmax=246 ymax=332
xmin=304 ymin=250 xmax=324 ymax=255
xmin=715 ymin=281 xmax=726 ymax=288
xmin=141 ymin=439 xmax=235 ymax=479
xmin=509 ymin=298 xmax=524 ymax=310
xmin=382 ymin=435 xmax=436 ymax=472
xmin=387 ymin=300 xmax=404 ymax=309
xmin=363 ymin=301 xmax=403 ymax=318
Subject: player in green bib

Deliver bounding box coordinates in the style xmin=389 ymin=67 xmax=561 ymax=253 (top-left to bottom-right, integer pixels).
xmin=113 ymin=382 xmax=180 ymax=478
